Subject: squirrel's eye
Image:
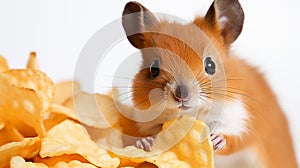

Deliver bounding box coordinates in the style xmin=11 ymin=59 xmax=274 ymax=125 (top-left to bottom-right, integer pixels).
xmin=204 ymin=57 xmax=216 ymax=75
xmin=150 ymin=59 xmax=160 ymax=78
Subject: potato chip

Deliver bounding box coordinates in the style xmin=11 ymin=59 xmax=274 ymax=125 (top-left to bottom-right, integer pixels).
xmin=162 ymin=116 xmax=214 ymax=168
xmin=0 ymin=137 xmax=41 ymax=168
xmin=0 ymin=69 xmax=54 ymax=109
xmin=33 ymin=154 xmax=88 ymax=167
xmin=54 ymin=81 xmax=80 ymax=105
xmin=64 ymin=92 xmax=121 ymax=128
xmin=0 ymin=75 xmax=45 ymax=136
xmin=54 ymin=160 xmax=98 ymax=168
xmin=43 ymin=104 xmax=79 ymax=131
xmin=48 ymin=104 xmax=79 ymax=122
xmin=26 ymin=52 xmax=40 ymax=70
xmin=43 ymin=112 xmax=69 ymax=132
xmin=84 ymin=125 xmax=123 ymax=150
xmin=0 ymin=124 xmax=24 ymax=146
xmin=95 ymin=93 xmax=129 ymax=127
xmin=40 ymin=120 xmax=120 ymax=168
xmin=111 ymin=115 xmax=214 ymax=168
xmin=0 ymin=55 xmax=9 ymax=72
xmin=112 ymin=146 xmax=190 ymax=168
xmin=62 ymin=96 xmax=74 ymax=109
xmin=10 ymin=156 xmax=48 ymax=168
xmin=135 ymin=162 xmax=158 ymax=168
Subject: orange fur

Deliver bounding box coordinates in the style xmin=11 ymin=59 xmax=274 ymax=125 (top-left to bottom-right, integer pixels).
xmin=122 ymin=1 xmax=298 ymax=167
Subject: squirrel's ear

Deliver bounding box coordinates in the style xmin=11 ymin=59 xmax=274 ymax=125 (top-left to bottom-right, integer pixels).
xmin=205 ymin=0 xmax=244 ymax=45
xmin=122 ymin=1 xmax=158 ymax=49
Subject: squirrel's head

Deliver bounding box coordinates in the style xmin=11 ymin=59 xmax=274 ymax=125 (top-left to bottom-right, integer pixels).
xmin=121 ymin=0 xmax=244 ymax=114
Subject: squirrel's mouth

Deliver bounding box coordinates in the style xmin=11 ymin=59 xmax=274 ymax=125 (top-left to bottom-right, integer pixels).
xmin=178 ymin=104 xmax=192 ymax=110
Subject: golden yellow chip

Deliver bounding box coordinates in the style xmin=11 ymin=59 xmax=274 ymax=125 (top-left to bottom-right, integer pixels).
xmin=111 ymin=115 xmax=214 ymax=168
xmin=0 ymin=69 xmax=54 ymax=109
xmin=84 ymin=125 xmax=123 ymax=150
xmin=95 ymin=93 xmax=129 ymax=127
xmin=0 ymin=55 xmax=9 ymax=72
xmin=64 ymin=92 xmax=121 ymax=128
xmin=54 ymin=160 xmax=98 ymax=168
xmin=48 ymin=104 xmax=79 ymax=121
xmin=112 ymin=147 xmax=189 ymax=168
xmin=54 ymin=81 xmax=81 ymax=105
xmin=62 ymin=96 xmax=74 ymax=109
xmin=43 ymin=104 xmax=79 ymax=131
xmin=33 ymin=154 xmax=89 ymax=167
xmin=40 ymin=120 xmax=120 ymax=168
xmin=10 ymin=156 xmax=48 ymax=168
xmin=0 ymin=137 xmax=41 ymax=168
xmin=26 ymin=52 xmax=40 ymax=70
xmin=43 ymin=112 xmax=69 ymax=132
xmin=0 ymin=124 xmax=24 ymax=146
xmin=0 ymin=75 xmax=45 ymax=136
xmin=161 ymin=116 xmax=214 ymax=168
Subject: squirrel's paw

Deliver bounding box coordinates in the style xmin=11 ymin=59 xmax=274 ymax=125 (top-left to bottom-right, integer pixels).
xmin=135 ymin=137 xmax=155 ymax=152
xmin=210 ymin=133 xmax=226 ymax=151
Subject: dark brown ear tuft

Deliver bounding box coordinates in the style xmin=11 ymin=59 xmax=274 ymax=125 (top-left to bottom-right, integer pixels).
xmin=122 ymin=2 xmax=158 ymax=49
xmin=205 ymin=0 xmax=244 ymax=45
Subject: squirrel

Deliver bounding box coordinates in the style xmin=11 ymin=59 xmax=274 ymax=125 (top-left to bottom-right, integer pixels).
xmin=118 ymin=0 xmax=298 ymax=167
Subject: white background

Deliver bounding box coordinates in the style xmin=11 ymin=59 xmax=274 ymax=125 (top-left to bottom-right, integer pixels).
xmin=0 ymin=0 xmax=299 ymax=164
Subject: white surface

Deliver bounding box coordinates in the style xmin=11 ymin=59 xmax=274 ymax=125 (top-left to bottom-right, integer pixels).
xmin=0 ymin=0 xmax=299 ymax=164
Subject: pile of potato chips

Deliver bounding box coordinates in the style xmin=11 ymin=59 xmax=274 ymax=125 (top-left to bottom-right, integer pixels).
xmin=0 ymin=53 xmax=215 ymax=168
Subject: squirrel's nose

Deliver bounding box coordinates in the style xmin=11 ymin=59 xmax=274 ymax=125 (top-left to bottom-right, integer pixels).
xmin=174 ymin=85 xmax=190 ymax=102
